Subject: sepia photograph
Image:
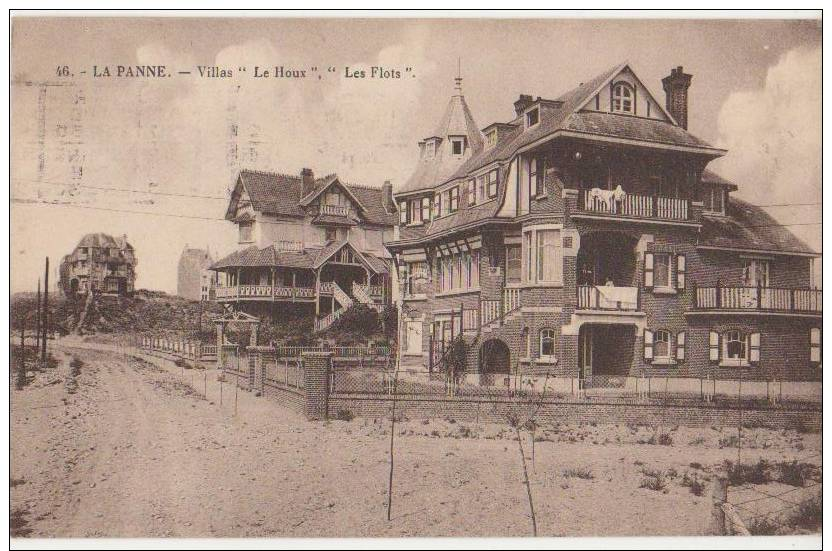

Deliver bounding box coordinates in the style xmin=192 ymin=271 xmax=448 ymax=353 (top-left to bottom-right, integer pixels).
xmin=8 ymin=10 xmax=823 ymax=547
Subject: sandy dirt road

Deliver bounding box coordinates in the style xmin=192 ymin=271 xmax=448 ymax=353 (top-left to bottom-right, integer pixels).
xmin=10 ymin=341 xmax=821 ymax=538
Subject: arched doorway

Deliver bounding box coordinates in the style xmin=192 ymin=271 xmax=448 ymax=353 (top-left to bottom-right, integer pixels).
xmin=479 ymin=338 xmax=510 ymax=386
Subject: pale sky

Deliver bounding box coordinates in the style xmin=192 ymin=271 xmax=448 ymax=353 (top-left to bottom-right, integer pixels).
xmin=10 ymin=16 xmax=822 ymax=293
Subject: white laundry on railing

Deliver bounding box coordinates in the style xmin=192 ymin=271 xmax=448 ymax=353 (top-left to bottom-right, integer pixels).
xmin=596 ymin=285 xmax=638 ymax=309
xmin=587 ymin=185 xmax=627 ymax=213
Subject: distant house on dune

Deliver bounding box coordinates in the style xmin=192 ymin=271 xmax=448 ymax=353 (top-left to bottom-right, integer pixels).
xmin=59 ymin=233 xmax=137 ymax=296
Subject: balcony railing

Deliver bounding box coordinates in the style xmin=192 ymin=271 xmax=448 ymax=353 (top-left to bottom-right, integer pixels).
xmin=319 ymin=204 xmax=350 ymax=217
xmin=215 ymin=285 xmax=317 ymax=300
xmin=694 ymin=285 xmax=822 ymax=313
xmin=577 ymin=285 xmax=640 ymax=311
xmin=578 ymin=190 xmax=690 ymax=221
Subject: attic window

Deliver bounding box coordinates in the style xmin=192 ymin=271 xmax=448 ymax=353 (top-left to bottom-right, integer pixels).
xmin=486 ymin=130 xmax=498 ymax=148
xmin=526 ymin=107 xmax=540 ymax=128
xmin=704 ymin=185 xmax=726 ymax=214
xmin=451 ymin=138 xmax=464 ymax=156
xmin=612 ymin=82 xmax=634 ymax=114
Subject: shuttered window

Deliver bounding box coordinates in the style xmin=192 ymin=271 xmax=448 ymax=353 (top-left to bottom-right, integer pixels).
xmin=709 ymin=331 xmax=720 ymax=362
xmin=643 ymin=329 xmax=654 ymax=361
xmin=644 ymin=252 xmax=654 ymax=288
xmin=676 ymin=254 xmax=686 ymax=290
xmin=810 ymin=328 xmax=821 ymax=364
xmin=676 ymin=331 xmax=686 ymax=361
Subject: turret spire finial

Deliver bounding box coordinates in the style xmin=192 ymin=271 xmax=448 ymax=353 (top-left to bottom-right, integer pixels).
xmin=454 ymin=57 xmax=463 ymax=94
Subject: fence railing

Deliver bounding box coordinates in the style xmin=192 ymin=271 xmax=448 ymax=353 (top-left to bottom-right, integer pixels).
xmin=694 ymin=285 xmax=822 ymax=313
xmin=138 ymin=335 xmax=216 ymax=361
xmin=215 ymin=284 xmax=317 ymax=300
xmin=577 ymin=285 xmax=639 ymax=311
xmin=579 ymin=189 xmax=690 ymax=221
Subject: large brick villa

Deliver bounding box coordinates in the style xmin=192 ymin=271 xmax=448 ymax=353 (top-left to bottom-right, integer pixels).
xmin=385 ymin=63 xmax=822 ymax=383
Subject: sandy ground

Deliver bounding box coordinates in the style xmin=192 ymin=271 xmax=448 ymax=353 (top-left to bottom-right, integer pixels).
xmin=10 ymin=340 xmax=821 ymax=538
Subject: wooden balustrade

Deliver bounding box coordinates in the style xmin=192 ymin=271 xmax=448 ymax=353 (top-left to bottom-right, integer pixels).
xmin=694 ymin=284 xmax=821 ymax=313
xmin=579 ymin=189 xmax=690 ymax=221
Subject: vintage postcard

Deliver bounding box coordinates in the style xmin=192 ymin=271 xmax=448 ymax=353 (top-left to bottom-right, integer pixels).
xmin=9 ymin=11 xmax=822 ymax=546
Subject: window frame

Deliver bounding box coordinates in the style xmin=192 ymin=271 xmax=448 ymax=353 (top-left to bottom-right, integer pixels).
xmin=810 ymin=328 xmax=821 ymax=365
xmin=742 ymin=258 xmax=770 ymax=287
xmin=238 ymin=222 xmax=254 ymax=244
xmin=522 ymin=224 xmax=563 ymax=287
xmin=652 ymin=252 xmax=672 ymax=289
xmin=525 ymin=106 xmax=540 ymax=128
xmin=653 ymin=330 xmax=671 ymax=359
xmin=448 ymin=186 xmax=459 ymax=213
xmin=505 ymin=245 xmax=522 ymax=284
xmin=451 ymin=138 xmax=464 ymax=156
xmin=539 ymin=328 xmax=556 ymax=359
xmin=467 ymin=179 xmax=477 ymax=207
xmin=420 ymin=196 xmax=431 ymax=222
xmin=612 ymin=82 xmax=635 ymax=114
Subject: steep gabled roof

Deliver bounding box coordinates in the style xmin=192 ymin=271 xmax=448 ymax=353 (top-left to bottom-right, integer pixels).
xmin=446 ymin=62 xmax=723 ymax=185
xmin=224 ymin=169 xmax=396 ymax=226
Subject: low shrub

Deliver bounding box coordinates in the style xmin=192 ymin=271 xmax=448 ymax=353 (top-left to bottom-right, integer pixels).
xmin=725 ymin=459 xmax=772 ymax=486
xmin=748 ymin=516 xmax=779 ymax=536
xmin=681 ymin=471 xmax=706 ymax=496
xmin=639 ymin=468 xmax=668 ymax=492
xmin=335 ymin=408 xmax=354 ymax=422
xmin=563 ymin=466 xmax=594 ymax=480
xmin=775 ymin=460 xmax=821 ymax=487
xmin=69 ymin=356 xmax=84 ymax=376
xmin=791 ymin=495 xmax=822 ymax=531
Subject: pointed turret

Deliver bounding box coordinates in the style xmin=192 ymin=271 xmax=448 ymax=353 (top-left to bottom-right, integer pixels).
xmin=397 ymin=76 xmax=483 ymax=196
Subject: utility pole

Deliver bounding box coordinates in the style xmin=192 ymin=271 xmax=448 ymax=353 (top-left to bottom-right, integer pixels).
xmin=41 ymin=257 xmax=49 ymax=363
xmin=35 ymin=278 xmax=41 ymax=351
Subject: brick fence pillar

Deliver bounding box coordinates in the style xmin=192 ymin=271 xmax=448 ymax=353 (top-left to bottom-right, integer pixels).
xmin=302 ymin=351 xmax=333 ymax=420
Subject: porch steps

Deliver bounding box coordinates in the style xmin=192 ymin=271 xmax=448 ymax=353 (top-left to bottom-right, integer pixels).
xmin=479 ymin=309 xmax=522 ymax=334
xmin=314 ymin=281 xmax=353 ymax=332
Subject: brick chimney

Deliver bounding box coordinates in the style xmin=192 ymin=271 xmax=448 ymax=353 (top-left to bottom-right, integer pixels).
xmin=300 ymin=167 xmax=315 ymax=197
xmin=381 ymin=180 xmax=395 ymax=212
xmin=662 ymin=66 xmax=693 ymax=130
xmin=513 ymin=94 xmax=534 ymax=117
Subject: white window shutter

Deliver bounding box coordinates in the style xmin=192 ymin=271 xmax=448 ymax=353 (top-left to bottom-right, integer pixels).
xmin=643 ymin=329 xmax=654 ymax=361
xmin=676 ymin=254 xmax=686 ymax=290
xmin=750 ymin=332 xmax=761 ymax=364
xmin=677 ymin=331 xmax=686 ymax=361
xmin=644 ymin=252 xmax=654 ymax=288
xmin=810 ymin=328 xmax=821 ymax=363
xmin=709 ymin=331 xmax=720 ymax=362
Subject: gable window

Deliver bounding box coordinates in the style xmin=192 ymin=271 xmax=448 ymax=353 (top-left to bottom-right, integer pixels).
xmin=612 ymin=82 xmax=634 ymax=114
xmin=810 ymin=328 xmax=821 ymax=365
xmin=742 ymin=259 xmax=770 ymax=287
xmin=451 ymin=138 xmax=464 ymax=156
xmin=525 ymin=107 xmax=540 ymax=128
xmin=239 ymin=222 xmax=253 ymax=243
xmin=487 ymin=130 xmax=498 ymax=148
xmin=487 ymin=169 xmax=499 ymax=199
xmin=467 ymin=179 xmax=476 ymax=207
xmin=421 ymin=197 xmax=431 ymax=222
xmin=539 ymin=329 xmax=556 ymax=359
xmin=325 ymin=227 xmax=338 ymax=242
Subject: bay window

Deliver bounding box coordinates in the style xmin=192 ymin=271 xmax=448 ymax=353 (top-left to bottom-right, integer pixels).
xmin=522 ymin=225 xmax=563 ymax=286
xmin=506 ymin=245 xmax=522 ymax=284
xmin=436 ymin=250 xmax=481 ymax=293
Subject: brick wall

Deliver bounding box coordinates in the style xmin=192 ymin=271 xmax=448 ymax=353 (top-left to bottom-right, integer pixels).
xmin=328 ymin=395 xmax=820 ymax=431
xmin=302 ymin=351 xmax=332 ymax=420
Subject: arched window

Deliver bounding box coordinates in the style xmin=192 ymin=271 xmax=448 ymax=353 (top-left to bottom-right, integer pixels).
xmin=612 ymin=82 xmax=634 ymax=114
xmin=539 ymin=328 xmax=556 ymax=359
xmin=654 ymin=330 xmax=671 ymax=359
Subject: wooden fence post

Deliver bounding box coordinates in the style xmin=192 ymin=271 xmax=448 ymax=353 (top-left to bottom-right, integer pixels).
xmin=709 ymin=477 xmax=729 ymax=535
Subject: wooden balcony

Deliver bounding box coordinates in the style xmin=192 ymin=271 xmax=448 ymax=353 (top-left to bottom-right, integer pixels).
xmin=577 ymin=285 xmax=640 ymax=311
xmin=215 ymin=285 xmax=317 ymax=302
xmin=693 ymin=285 xmax=822 ymax=315
xmin=319 ymin=204 xmax=350 ymax=217
xmin=577 ymin=190 xmax=690 ymax=221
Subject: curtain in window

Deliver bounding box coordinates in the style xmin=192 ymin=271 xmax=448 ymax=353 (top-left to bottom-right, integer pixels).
xmin=653 ymin=254 xmax=670 ymax=288
xmin=536 ymin=230 xmax=561 ymax=283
